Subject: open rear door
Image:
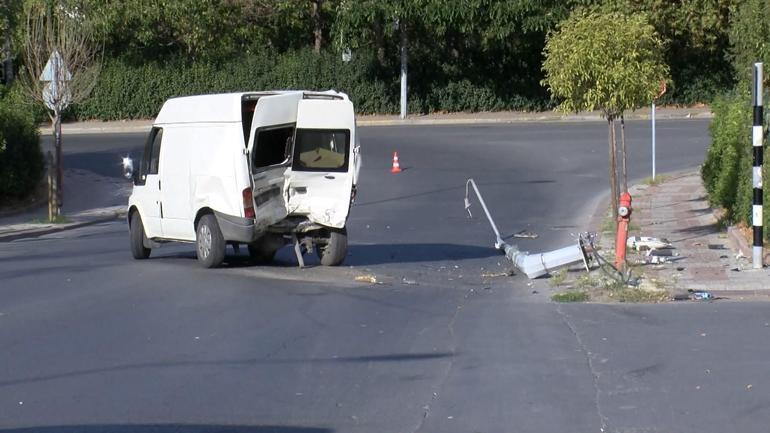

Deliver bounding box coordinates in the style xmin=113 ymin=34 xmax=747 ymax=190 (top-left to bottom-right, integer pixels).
xmin=247 ymin=93 xmax=303 ymax=231
xmin=287 ymin=97 xmax=356 ymax=229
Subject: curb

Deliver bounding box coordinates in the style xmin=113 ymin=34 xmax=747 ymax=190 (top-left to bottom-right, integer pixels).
xmin=0 ymin=212 xmax=125 ymax=242
xmin=41 ymin=109 xmax=713 ymax=135
xmin=358 ymin=112 xmax=713 ymax=127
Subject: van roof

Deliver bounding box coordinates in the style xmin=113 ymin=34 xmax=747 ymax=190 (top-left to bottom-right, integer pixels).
xmin=154 ymin=90 xmax=349 ymax=125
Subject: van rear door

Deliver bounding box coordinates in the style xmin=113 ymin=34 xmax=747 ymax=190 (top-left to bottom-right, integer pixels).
xmin=287 ymin=98 xmax=356 ymax=229
xmin=247 ymin=93 xmax=303 ymax=231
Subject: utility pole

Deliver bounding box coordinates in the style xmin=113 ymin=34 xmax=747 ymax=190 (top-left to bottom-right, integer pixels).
xmin=399 ymin=19 xmax=407 ymax=120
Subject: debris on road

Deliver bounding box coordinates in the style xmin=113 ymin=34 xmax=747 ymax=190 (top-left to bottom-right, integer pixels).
xmin=481 ymin=270 xmax=512 ymax=278
xmin=674 ymin=289 xmax=714 ymax=301
xmin=647 ymin=249 xmax=676 ymax=257
xmin=689 ymin=290 xmax=714 ymax=301
xmin=355 ymin=275 xmax=378 ymax=284
xmin=513 ymin=230 xmax=539 ymax=239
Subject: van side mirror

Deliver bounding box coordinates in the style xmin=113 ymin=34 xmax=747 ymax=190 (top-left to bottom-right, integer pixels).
xmin=122 ymin=156 xmax=136 ymax=182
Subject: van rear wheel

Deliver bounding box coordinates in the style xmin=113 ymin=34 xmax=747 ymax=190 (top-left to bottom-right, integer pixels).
xmin=129 ymin=212 xmax=151 ymax=260
xmin=317 ymin=227 xmax=347 ymax=266
xmin=196 ymin=214 xmax=226 ymax=268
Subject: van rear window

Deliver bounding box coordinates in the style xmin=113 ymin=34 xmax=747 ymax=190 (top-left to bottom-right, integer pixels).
xmin=292 ymin=129 xmax=349 ymax=172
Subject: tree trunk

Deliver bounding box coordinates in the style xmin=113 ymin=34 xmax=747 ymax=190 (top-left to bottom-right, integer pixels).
xmin=621 ymin=114 xmax=627 ymax=193
xmin=608 ymin=117 xmax=619 ymax=218
xmin=373 ymin=16 xmax=385 ymax=66
xmin=2 ymin=33 xmax=13 ymax=83
xmin=54 ymin=112 xmax=63 ymax=218
xmin=312 ymin=0 xmax=323 ymax=54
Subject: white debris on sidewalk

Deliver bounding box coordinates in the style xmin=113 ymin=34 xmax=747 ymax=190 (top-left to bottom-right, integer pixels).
xmin=627 ymin=236 xmax=672 ymax=251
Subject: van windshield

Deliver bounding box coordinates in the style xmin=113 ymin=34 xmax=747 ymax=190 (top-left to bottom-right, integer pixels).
xmin=292 ymin=129 xmax=349 ymax=172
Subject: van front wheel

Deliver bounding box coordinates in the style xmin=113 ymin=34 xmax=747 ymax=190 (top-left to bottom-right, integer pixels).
xmin=196 ymin=214 xmax=225 ymax=268
xmin=317 ymin=227 xmax=347 ymax=266
xmin=129 ymin=212 xmax=151 ymax=260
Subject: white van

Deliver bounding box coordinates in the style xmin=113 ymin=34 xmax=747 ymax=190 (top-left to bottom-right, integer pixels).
xmin=124 ymin=90 xmax=361 ymax=268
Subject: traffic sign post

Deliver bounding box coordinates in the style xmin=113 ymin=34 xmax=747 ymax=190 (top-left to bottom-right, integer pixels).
xmin=652 ymin=81 xmax=666 ymax=181
xmin=39 ymin=50 xmax=72 ymax=217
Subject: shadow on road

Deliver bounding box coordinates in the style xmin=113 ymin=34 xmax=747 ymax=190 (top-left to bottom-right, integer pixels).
xmin=0 ymin=425 xmax=332 ymax=433
xmin=140 ymin=243 xmax=500 ymax=267
xmin=344 ymin=243 xmax=500 ymax=265
xmin=0 ymin=353 xmax=454 ymax=388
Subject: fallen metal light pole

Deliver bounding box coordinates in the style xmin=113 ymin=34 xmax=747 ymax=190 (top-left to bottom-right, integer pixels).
xmin=465 ymin=179 xmax=592 ymax=279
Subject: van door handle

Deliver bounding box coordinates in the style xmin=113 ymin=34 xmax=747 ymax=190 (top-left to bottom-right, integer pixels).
xmin=324 ymin=175 xmax=335 ymax=179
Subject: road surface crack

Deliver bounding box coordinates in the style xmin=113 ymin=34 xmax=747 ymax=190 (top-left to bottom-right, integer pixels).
xmin=556 ymin=305 xmax=610 ymax=433
xmin=409 ymin=287 xmax=469 ymax=433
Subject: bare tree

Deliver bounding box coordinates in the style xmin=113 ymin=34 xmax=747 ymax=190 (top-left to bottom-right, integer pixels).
xmin=17 ymin=2 xmax=100 ymax=219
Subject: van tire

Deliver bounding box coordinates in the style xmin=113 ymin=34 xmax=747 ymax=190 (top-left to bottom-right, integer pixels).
xmin=196 ymin=214 xmax=226 ymax=268
xmin=317 ymin=227 xmax=347 ymax=266
xmin=129 ymin=212 xmax=151 ymax=260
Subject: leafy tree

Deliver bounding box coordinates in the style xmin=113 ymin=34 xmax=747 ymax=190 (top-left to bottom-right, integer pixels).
xmin=603 ymin=0 xmax=735 ymax=103
xmin=729 ymin=0 xmax=770 ymax=85
xmin=542 ymin=8 xmax=669 ymax=214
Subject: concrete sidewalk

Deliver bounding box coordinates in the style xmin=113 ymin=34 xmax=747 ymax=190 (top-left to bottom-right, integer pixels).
xmin=0 ymin=169 xmax=129 ymax=242
xmin=40 ymin=106 xmax=713 ymax=135
xmin=600 ymin=171 xmax=769 ymax=294
xmin=0 ymin=206 xmax=125 ymax=241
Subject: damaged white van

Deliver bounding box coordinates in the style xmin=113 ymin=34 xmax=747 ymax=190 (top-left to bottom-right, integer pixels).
xmin=124 ymin=91 xmax=360 ymax=268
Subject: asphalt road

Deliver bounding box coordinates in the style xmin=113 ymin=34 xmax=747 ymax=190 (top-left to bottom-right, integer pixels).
xmin=5 ymin=120 xmax=770 ymax=433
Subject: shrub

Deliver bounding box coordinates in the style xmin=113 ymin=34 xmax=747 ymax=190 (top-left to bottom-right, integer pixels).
xmin=0 ymin=86 xmax=43 ymax=201
xmin=72 ymin=49 xmax=398 ymax=119
xmin=702 ymin=93 xmax=749 ymax=216
xmin=428 ymin=80 xmax=504 ymax=113
xmin=702 ymin=93 xmax=770 ymax=232
xmin=71 ymin=47 xmax=557 ymax=120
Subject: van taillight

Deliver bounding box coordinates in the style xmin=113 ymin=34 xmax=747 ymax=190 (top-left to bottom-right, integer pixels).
xmin=243 ymin=188 xmax=255 ymax=218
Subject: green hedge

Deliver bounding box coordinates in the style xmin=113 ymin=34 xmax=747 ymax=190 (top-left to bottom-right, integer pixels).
xmin=72 ymin=48 xmax=551 ymax=120
xmin=702 ymin=93 xmax=770 ymax=232
xmin=0 ymin=86 xmax=43 ymax=201
xmin=73 ymin=49 xmax=397 ymax=119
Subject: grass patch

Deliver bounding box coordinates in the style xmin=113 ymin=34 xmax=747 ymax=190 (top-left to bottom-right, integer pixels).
xmin=551 ymin=291 xmax=589 ymax=302
xmin=30 ymin=215 xmax=70 ymax=224
xmin=600 ymin=214 xmax=639 ymax=235
xmin=641 ymin=174 xmax=671 ymax=186
xmin=562 ymin=267 xmax=668 ymax=303
xmin=600 ymin=214 xmax=616 ymax=234
xmin=610 ymin=288 xmax=669 ymax=303
xmin=549 ymin=269 xmax=568 ymax=287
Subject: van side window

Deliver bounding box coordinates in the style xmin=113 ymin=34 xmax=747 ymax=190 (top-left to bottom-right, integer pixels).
xmin=138 ymin=127 xmax=163 ymax=184
xmin=149 ymin=129 xmax=162 ymax=174
xmin=252 ymin=125 xmax=294 ymax=170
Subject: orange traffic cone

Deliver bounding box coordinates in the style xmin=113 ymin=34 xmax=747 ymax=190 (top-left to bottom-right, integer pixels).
xmin=391 ymin=152 xmax=402 ymax=174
